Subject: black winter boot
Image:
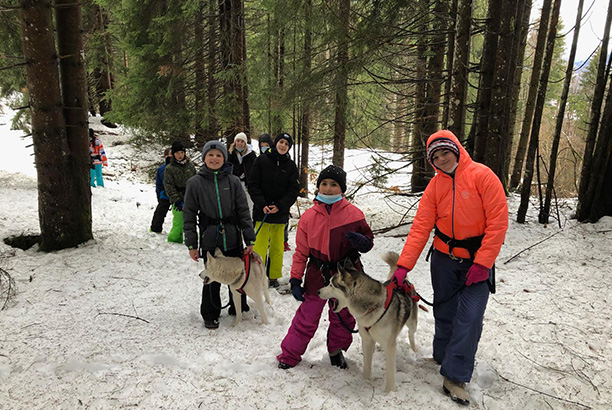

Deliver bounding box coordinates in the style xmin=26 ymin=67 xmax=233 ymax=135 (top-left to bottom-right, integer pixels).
xmin=330 ymin=351 xmax=348 ymax=369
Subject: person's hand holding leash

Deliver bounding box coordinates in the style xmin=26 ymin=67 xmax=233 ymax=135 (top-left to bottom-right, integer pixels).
xmin=243 ymin=245 xmax=254 ymax=256
xmin=289 ymin=278 xmax=305 ymax=302
xmin=465 ymin=263 xmax=489 ymax=286
xmin=189 ymin=249 xmax=199 ymax=262
xmin=392 ymin=266 xmax=412 ymax=292
xmin=263 ymin=205 xmax=279 ymax=214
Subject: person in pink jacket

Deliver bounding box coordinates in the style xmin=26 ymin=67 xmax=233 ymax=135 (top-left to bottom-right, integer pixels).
xmin=277 ymin=165 xmax=374 ymax=370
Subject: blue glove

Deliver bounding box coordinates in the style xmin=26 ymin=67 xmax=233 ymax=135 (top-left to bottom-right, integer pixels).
xmin=345 ymin=231 xmax=372 ymax=252
xmin=174 ymin=200 xmax=183 ymax=211
xmin=289 ymin=278 xmax=305 ymax=302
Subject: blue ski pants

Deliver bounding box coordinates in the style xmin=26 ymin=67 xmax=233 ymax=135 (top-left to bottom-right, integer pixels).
xmin=430 ymin=249 xmax=490 ymax=383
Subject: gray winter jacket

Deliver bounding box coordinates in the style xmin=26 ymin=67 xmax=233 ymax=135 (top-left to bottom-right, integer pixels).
xmin=183 ymin=163 xmax=256 ymax=253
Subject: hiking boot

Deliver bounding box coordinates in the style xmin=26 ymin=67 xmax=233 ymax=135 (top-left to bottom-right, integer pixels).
xmin=284 ymin=242 xmax=291 ymax=251
xmin=278 ymin=361 xmax=294 ymax=370
xmin=269 ymin=279 xmax=280 ymax=288
xmin=204 ymin=319 xmax=219 ymax=329
xmin=443 ymin=377 xmax=470 ymax=405
xmin=330 ymin=351 xmax=348 ymax=369
xmin=228 ymin=303 xmax=250 ymax=316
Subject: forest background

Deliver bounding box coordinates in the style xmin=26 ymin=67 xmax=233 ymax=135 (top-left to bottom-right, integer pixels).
xmin=0 ymin=0 xmax=612 ymax=252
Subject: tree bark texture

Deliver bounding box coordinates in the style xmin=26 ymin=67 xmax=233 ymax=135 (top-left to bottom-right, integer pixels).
xmin=485 ymin=0 xmax=525 ymax=187
xmin=448 ymin=0 xmax=472 ymax=141
xmin=442 ymin=0 xmax=458 ymax=129
xmin=332 ymin=0 xmax=350 ymax=168
xmin=576 ymin=0 xmax=612 ymax=220
xmin=540 ymin=0 xmax=584 ymax=224
xmin=472 ymin=0 xmax=502 ymax=163
xmin=509 ymin=0 xmax=553 ymax=189
xmin=517 ymin=0 xmax=561 ymax=224
xmin=20 ymin=0 xmax=93 ymax=250
xmin=410 ymin=0 xmax=430 ymax=193
xmin=298 ymin=0 xmax=312 ymax=197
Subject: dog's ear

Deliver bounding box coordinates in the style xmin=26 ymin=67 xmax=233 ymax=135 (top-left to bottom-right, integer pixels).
xmin=214 ymin=247 xmax=223 ymax=258
xmin=343 ymin=258 xmax=357 ymax=272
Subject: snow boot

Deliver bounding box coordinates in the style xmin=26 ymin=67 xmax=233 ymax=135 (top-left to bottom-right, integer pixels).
xmin=204 ymin=319 xmax=219 ymax=329
xmin=278 ymin=361 xmax=294 ymax=370
xmin=330 ymin=351 xmax=348 ymax=369
xmin=443 ymin=377 xmax=470 ymax=405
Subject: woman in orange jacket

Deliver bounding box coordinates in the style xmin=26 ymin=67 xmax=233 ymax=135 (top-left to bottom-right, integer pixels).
xmin=393 ymin=130 xmax=508 ymax=405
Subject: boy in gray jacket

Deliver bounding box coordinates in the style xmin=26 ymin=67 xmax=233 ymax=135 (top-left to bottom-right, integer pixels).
xmin=183 ymin=140 xmax=256 ymax=329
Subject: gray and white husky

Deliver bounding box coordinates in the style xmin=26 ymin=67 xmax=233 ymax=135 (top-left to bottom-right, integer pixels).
xmin=199 ymin=248 xmax=272 ymax=326
xmin=318 ymin=251 xmax=418 ymax=393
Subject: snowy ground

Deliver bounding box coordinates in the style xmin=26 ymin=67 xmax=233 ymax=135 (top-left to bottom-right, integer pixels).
xmin=1 ymin=108 xmax=611 ymax=409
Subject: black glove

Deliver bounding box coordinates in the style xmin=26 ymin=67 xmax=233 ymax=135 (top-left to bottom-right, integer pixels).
xmin=289 ymin=278 xmax=305 ymax=302
xmin=345 ymin=231 xmax=372 ymax=252
xmin=174 ymin=200 xmax=183 ymax=211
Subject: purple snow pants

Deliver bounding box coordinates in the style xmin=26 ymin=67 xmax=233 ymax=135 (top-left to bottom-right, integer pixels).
xmin=277 ymin=292 xmax=356 ymax=367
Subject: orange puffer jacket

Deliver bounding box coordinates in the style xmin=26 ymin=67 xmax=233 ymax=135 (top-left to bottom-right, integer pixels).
xmin=397 ymin=130 xmax=508 ymax=269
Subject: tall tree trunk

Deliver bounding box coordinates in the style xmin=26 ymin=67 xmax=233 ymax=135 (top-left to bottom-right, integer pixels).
xmin=517 ymin=0 xmax=561 ymax=224
xmin=540 ymin=0 xmax=584 ymax=224
xmin=237 ymin=0 xmax=250 ymax=135
xmin=442 ymin=0 xmax=458 ymax=129
xmin=581 ymin=63 xmax=612 ymax=221
xmin=299 ymin=0 xmax=312 ymax=197
xmin=485 ymin=0 xmax=525 ymax=185
xmin=506 ymin=0 xmax=532 ymax=162
xmin=448 ymin=0 xmax=472 ymax=141
xmin=423 ymin=0 xmax=446 ymax=140
xmin=206 ymin=0 xmax=219 ymax=142
xmin=332 ymin=0 xmax=350 ymax=168
xmin=20 ymin=0 xmax=93 ymax=251
xmin=95 ymin=5 xmax=113 ymax=118
xmin=271 ymin=24 xmax=285 ymax=135
xmin=411 ymin=0 xmax=429 ymax=193
xmin=194 ymin=2 xmax=206 ymax=143
xmin=509 ymin=0 xmax=553 ymax=189
xmin=472 ymin=0 xmax=502 ymax=163
xmin=576 ymin=0 xmax=612 ymax=220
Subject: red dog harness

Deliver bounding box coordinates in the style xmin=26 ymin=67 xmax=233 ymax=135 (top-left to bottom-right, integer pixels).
xmin=365 ymin=279 xmax=420 ymax=332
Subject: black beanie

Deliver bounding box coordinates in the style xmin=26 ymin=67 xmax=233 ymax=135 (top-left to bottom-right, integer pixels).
xmin=317 ymin=165 xmax=347 ymax=193
xmin=274 ymin=132 xmax=293 ymax=148
xmin=258 ymin=133 xmax=273 ymax=149
xmin=171 ymin=141 xmax=185 ymax=154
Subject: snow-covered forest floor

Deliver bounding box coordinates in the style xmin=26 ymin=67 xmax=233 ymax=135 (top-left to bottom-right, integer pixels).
xmin=1 ymin=111 xmax=611 ymax=409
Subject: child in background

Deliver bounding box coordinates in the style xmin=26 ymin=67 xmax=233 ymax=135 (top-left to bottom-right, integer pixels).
xmin=277 ymin=165 xmax=374 ymax=369
xmin=164 ymin=141 xmax=196 ymax=243
xmin=248 ymin=133 xmax=300 ymax=288
xmin=150 ymin=147 xmax=172 ymax=233
xmin=183 ymin=140 xmax=256 ymax=329
xmin=228 ymin=132 xmax=256 ymax=214
xmin=89 ymin=129 xmax=108 ymax=187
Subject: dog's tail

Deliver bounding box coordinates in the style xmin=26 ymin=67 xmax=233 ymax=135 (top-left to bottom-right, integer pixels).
xmin=381 ymin=251 xmax=400 ymax=280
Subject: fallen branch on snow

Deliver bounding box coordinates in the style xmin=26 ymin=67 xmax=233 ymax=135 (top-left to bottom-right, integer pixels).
xmin=498 ymin=374 xmax=592 ymax=409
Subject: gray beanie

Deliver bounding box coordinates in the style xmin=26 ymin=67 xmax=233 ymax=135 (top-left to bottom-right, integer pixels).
xmin=201 ymin=140 xmax=228 ymax=162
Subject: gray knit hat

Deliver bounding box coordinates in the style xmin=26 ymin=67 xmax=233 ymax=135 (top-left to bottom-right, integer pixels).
xmin=201 ymin=140 xmax=228 ymax=162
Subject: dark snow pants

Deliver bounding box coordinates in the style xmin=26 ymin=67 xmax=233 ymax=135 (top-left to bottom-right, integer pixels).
xmin=150 ymin=198 xmax=170 ymax=233
xmin=200 ymin=248 xmax=248 ymax=321
xmin=430 ymin=249 xmax=490 ymax=383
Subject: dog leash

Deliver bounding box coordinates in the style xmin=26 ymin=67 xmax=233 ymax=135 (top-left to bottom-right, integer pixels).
xmin=416 ymin=282 xmax=465 ymax=307
xmin=254 ymin=212 xmax=269 ymax=237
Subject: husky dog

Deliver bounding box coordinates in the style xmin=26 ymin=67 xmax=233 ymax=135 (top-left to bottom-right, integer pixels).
xmin=199 ymin=248 xmax=272 ymax=326
xmin=318 ymin=251 xmax=418 ymax=393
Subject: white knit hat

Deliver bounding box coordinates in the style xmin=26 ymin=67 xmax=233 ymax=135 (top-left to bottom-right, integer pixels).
xmin=234 ymin=132 xmax=248 ymax=144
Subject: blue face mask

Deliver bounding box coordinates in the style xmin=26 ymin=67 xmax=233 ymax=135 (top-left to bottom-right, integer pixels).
xmin=316 ymin=193 xmax=343 ymax=204
xmin=236 ymin=146 xmax=246 ymax=152
xmin=261 ymin=146 xmax=270 ymax=153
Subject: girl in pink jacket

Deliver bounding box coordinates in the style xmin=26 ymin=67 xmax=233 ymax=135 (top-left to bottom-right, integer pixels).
xmin=277 ymin=165 xmax=374 ymax=370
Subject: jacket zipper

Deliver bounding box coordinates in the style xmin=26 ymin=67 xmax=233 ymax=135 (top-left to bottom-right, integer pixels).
xmin=213 ymin=172 xmax=227 ymax=251
xmin=451 ymin=174 xmax=456 ymax=240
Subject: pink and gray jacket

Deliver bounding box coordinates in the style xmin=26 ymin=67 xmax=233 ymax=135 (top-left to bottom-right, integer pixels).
xmin=291 ymin=198 xmax=374 ymax=294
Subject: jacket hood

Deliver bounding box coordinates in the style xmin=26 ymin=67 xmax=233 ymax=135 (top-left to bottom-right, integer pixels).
xmin=426 ymin=130 xmax=472 ymax=173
